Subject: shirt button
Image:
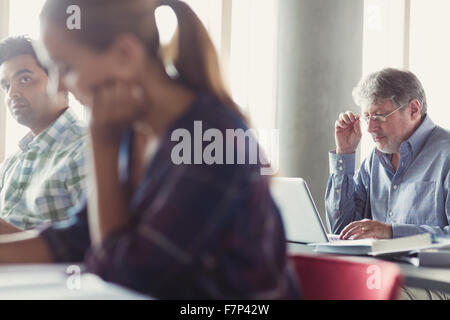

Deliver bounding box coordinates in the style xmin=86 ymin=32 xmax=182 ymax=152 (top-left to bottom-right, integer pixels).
xmin=393 ymin=185 xmax=398 ymax=190
xmin=339 ymin=159 xmax=343 ymax=164
xmin=339 ymin=166 xmax=344 ymax=171
xmin=336 ymin=189 xmax=340 ymax=194
xmin=389 ymin=211 xmax=393 ymax=217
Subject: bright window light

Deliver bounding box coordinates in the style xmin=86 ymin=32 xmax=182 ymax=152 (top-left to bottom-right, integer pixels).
xmin=409 ymin=0 xmax=450 ymax=131
xmin=360 ymin=0 xmax=406 ymax=161
xmin=230 ymin=0 xmax=278 ymax=131
xmin=183 ymin=0 xmax=223 ymax=54
xmin=155 ymin=6 xmax=178 ymax=46
xmin=361 ymin=0 xmax=450 ymax=162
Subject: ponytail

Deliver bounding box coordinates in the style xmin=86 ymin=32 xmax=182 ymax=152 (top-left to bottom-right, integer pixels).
xmin=158 ymin=0 xmax=245 ymax=120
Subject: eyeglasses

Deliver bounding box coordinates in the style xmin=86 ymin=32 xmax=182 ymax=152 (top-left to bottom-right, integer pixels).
xmin=362 ymin=104 xmax=408 ymax=124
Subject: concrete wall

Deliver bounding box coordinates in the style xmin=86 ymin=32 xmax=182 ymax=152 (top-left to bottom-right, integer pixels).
xmin=276 ymin=0 xmax=364 ymax=230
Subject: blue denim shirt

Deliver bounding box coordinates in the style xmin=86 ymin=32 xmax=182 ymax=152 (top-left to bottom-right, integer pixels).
xmin=325 ymin=116 xmax=450 ymax=238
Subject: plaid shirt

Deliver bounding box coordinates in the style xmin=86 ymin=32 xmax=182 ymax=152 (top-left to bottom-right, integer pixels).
xmin=40 ymin=94 xmax=300 ymax=299
xmin=0 ymin=108 xmax=87 ymax=229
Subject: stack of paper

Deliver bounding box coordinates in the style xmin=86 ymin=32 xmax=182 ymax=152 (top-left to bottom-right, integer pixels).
xmin=313 ymin=233 xmax=435 ymax=256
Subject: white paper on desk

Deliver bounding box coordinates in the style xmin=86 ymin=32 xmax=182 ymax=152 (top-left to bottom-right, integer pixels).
xmin=368 ymin=244 xmax=443 ymax=256
xmin=309 ymin=239 xmax=376 ymax=246
xmin=370 ymin=242 xmax=450 ymax=258
xmin=0 ymin=265 xmax=150 ymax=300
xmin=0 ymin=274 xmax=150 ymax=300
xmin=313 ymin=234 xmax=433 ymax=256
xmin=0 ymin=264 xmax=69 ymax=289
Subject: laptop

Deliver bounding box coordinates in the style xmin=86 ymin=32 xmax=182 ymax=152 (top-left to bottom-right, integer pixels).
xmin=270 ymin=177 xmax=339 ymax=244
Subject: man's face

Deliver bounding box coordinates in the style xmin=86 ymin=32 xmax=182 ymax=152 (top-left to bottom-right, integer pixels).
xmin=362 ymin=99 xmax=418 ymax=154
xmin=0 ymin=54 xmax=53 ymax=131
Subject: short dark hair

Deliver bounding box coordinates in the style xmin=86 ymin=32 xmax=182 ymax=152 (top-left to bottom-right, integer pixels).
xmin=0 ymin=35 xmax=48 ymax=74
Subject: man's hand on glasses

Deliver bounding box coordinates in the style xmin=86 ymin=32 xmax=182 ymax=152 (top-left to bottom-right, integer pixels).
xmin=335 ymin=111 xmax=362 ymax=155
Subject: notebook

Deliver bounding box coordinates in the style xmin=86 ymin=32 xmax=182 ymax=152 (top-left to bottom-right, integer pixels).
xmin=313 ymin=233 xmax=435 ymax=256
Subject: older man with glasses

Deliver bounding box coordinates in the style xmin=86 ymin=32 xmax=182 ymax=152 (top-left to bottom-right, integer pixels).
xmin=325 ymin=68 xmax=449 ymax=242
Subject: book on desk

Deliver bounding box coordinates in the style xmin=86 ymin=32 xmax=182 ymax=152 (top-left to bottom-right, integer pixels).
xmin=397 ymin=243 xmax=450 ymax=268
xmin=311 ymin=233 xmax=449 ymax=257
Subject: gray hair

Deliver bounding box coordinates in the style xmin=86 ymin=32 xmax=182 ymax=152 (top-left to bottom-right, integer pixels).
xmin=352 ymin=68 xmax=427 ymax=117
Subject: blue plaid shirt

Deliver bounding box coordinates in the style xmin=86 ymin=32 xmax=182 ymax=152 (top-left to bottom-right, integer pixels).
xmin=40 ymin=93 xmax=300 ymax=299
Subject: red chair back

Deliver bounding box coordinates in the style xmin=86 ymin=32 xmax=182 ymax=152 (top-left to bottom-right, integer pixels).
xmin=289 ymin=253 xmax=403 ymax=300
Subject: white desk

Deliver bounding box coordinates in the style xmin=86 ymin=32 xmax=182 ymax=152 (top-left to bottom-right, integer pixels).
xmin=289 ymin=243 xmax=450 ymax=294
xmin=0 ymin=264 xmax=151 ymax=300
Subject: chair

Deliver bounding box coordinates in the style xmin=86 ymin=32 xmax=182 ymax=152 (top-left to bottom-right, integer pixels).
xmin=289 ymin=253 xmax=404 ymax=300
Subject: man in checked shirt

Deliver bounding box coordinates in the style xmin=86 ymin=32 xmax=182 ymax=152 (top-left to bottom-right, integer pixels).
xmin=0 ymin=36 xmax=86 ymax=233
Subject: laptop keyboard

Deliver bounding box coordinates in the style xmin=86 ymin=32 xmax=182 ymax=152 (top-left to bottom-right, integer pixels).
xmin=327 ymin=234 xmax=340 ymax=242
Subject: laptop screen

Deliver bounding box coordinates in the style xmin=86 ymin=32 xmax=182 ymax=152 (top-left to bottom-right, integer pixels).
xmin=270 ymin=177 xmax=329 ymax=244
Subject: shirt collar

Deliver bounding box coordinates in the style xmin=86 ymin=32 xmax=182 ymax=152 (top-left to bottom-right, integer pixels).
xmin=404 ymin=115 xmax=436 ymax=156
xmin=18 ymin=108 xmax=78 ymax=153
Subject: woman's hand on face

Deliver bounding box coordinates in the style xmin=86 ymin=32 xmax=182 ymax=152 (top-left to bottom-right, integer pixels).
xmin=88 ymin=80 xmax=145 ymax=141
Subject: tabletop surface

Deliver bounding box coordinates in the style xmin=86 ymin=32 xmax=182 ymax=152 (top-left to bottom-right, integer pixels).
xmin=0 ymin=264 xmax=151 ymax=300
xmin=288 ymin=243 xmax=450 ymax=293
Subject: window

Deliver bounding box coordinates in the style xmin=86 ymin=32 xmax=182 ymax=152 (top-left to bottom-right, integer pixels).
xmin=183 ymin=0 xmax=223 ymax=54
xmin=361 ymin=0 xmax=407 ymax=160
xmin=409 ymin=0 xmax=450 ymax=130
xmin=361 ymin=0 xmax=450 ymax=161
xmin=229 ymin=0 xmax=278 ymax=131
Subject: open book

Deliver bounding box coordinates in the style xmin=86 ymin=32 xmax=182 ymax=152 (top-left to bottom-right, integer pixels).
xmin=313 ymin=233 xmax=435 ymax=256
